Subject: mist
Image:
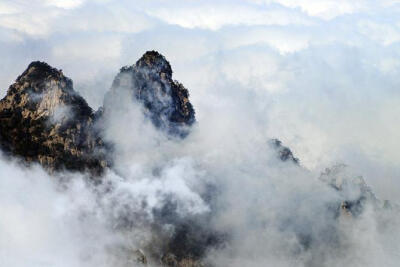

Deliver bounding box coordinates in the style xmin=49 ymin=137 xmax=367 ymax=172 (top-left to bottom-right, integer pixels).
xmin=1 ymin=0 xmax=400 ymax=266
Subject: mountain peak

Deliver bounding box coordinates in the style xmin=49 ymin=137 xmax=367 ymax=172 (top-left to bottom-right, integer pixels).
xmin=105 ymin=51 xmax=195 ymax=137
xmin=0 ymin=61 xmax=107 ymax=174
xmin=135 ymin=50 xmax=172 ymax=77
xmin=17 ymin=61 xmax=66 ymax=84
xmin=270 ymin=139 xmax=299 ymax=164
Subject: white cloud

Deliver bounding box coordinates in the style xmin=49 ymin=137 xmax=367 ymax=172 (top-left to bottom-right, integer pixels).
xmin=143 ymin=2 xmax=313 ymax=30
xmin=358 ymin=20 xmax=400 ymax=46
xmin=274 ymin=0 xmax=367 ymax=19
xmin=45 ymin=0 xmax=86 ymax=9
xmin=0 ymin=1 xmax=155 ymax=37
xmin=0 ymin=2 xmax=18 ymax=15
xmin=247 ymin=0 xmax=384 ymax=19
xmin=52 ymin=35 xmax=122 ymax=62
xmin=2 ymin=1 xmax=400 ymax=265
xmin=0 ymin=10 xmax=59 ymax=36
xmin=222 ymin=26 xmax=311 ymax=54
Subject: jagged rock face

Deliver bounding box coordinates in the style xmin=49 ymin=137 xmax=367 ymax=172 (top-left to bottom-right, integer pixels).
xmin=104 ymin=51 xmax=195 ymax=137
xmin=0 ymin=61 xmax=107 ymax=174
xmin=270 ymin=139 xmax=299 ymax=164
xmin=319 ymin=164 xmax=379 ymax=216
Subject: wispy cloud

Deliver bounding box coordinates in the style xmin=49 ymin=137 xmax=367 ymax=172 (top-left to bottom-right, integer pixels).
xmin=1 ymin=1 xmax=400 ymax=266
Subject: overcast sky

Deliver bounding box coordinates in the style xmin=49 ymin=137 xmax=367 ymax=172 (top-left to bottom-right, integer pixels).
xmin=1 ymin=0 xmax=400 ymax=199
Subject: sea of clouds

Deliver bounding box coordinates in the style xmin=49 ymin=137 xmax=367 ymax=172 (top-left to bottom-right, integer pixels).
xmin=1 ymin=0 xmax=400 ymax=266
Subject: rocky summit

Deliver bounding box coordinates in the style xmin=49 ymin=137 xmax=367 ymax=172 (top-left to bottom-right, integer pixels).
xmin=0 ymin=61 xmax=107 ymax=175
xmin=104 ymin=51 xmax=195 ymax=137
xmin=270 ymin=138 xmax=299 ymax=164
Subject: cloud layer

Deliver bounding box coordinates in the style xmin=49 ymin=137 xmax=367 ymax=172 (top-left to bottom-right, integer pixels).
xmin=1 ymin=0 xmax=400 ymax=266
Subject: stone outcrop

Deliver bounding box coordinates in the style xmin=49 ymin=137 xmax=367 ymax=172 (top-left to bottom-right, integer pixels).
xmin=104 ymin=50 xmax=195 ymax=137
xmin=319 ymin=164 xmax=379 ymax=216
xmin=270 ymin=138 xmax=299 ymax=164
xmin=0 ymin=61 xmax=107 ymax=174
